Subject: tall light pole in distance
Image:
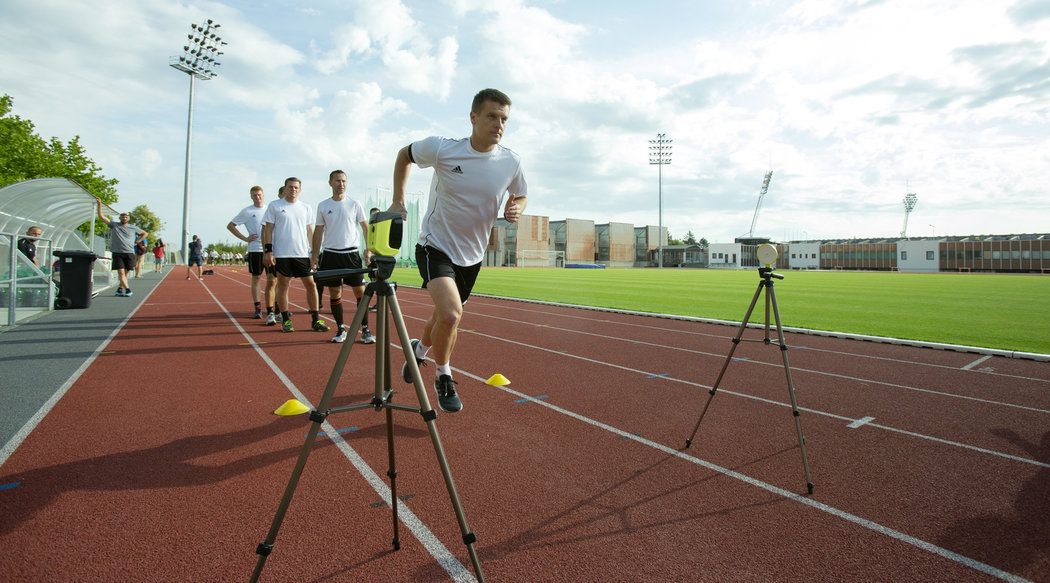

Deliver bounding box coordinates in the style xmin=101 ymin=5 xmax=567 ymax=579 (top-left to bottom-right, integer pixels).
xmin=649 ymin=132 xmax=672 ymax=267
xmin=170 ymin=19 xmax=226 ymax=263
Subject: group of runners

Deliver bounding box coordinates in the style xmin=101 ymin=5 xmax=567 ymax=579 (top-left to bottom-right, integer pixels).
xmin=195 ymin=88 xmax=526 ymax=413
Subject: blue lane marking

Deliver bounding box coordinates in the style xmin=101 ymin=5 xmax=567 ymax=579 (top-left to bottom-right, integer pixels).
xmin=646 ymin=373 xmax=669 ymax=379
xmin=306 ymin=426 xmax=360 ymax=439
xmin=0 ymin=481 xmax=21 ymax=492
xmin=514 ymin=394 xmax=549 ymax=404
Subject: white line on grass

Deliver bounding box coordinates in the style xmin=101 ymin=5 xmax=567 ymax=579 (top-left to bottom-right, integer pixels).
xmin=200 ymin=277 xmax=475 ymax=583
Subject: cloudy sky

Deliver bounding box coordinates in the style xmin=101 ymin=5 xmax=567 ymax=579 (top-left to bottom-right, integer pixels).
xmin=2 ymin=0 xmax=1048 ymax=250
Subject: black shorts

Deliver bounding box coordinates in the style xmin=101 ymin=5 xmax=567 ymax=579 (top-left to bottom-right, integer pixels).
xmin=188 ymin=255 xmax=203 ymax=266
xmin=247 ymin=252 xmax=276 ymax=276
xmin=416 ymin=244 xmax=481 ymax=304
xmin=112 ymin=252 xmax=136 ymax=271
xmin=316 ymin=251 xmax=365 ymax=287
xmin=275 ymin=257 xmax=312 ymax=278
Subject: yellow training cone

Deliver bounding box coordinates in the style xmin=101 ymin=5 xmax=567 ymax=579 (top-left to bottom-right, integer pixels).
xmin=274 ymin=399 xmax=310 ymax=416
xmin=485 ymin=373 xmax=510 ymax=386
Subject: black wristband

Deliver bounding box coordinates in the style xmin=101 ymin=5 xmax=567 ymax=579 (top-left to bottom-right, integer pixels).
xmin=264 ymin=244 xmax=273 ymax=252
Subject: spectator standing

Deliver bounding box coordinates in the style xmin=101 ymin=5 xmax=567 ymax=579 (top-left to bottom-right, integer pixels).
xmin=96 ymin=199 xmax=149 ymax=297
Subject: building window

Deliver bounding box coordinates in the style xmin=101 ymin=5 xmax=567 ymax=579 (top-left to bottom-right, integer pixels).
xmin=791 ymin=253 xmax=796 ymax=259
xmin=901 ymin=251 xmax=907 ymax=260
xmin=926 ymin=251 xmax=934 ymax=260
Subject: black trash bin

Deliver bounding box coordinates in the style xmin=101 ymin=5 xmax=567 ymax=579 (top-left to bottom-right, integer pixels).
xmin=54 ymin=250 xmax=97 ymax=309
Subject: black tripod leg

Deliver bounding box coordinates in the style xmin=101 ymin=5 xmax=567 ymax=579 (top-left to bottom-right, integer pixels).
xmin=768 ymin=284 xmax=815 ymax=495
xmin=375 ymin=294 xmax=402 ymax=550
xmin=685 ymin=281 xmax=764 ymax=448
xmin=387 ymin=292 xmax=485 ymax=582
xmin=249 ymin=293 xmax=373 ymax=583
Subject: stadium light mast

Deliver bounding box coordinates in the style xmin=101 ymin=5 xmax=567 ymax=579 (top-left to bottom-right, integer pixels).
xmin=900 ymin=191 xmax=918 ymax=238
xmin=170 ymin=19 xmax=226 ymax=263
xmin=649 ymin=133 xmax=672 ymax=267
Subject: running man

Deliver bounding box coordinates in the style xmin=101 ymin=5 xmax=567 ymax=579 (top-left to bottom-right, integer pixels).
xmin=227 ymin=185 xmax=272 ymax=319
xmin=311 ymin=169 xmax=375 ymax=344
xmin=261 ymin=177 xmax=327 ymax=333
xmin=96 ymin=199 xmax=149 ymax=297
xmin=390 ymin=88 xmax=528 ymax=413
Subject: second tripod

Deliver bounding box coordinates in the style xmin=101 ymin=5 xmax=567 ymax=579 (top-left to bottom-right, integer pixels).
xmin=250 ymin=258 xmax=484 ymax=582
xmin=683 ymin=257 xmax=815 ymax=495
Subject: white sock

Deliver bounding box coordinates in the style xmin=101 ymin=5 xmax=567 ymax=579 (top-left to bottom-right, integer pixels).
xmin=415 ymin=342 xmax=430 ymax=360
xmin=436 ymin=363 xmax=451 ymax=377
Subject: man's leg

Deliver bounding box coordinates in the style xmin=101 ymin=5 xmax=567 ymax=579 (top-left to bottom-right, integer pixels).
xmin=118 ymin=268 xmax=130 ymax=290
xmin=423 ymin=277 xmax=462 ymax=371
xmin=301 ymin=276 xmax=328 ymax=332
xmin=351 ymin=284 xmax=374 ymax=343
xmin=250 ymin=274 xmax=262 ymax=317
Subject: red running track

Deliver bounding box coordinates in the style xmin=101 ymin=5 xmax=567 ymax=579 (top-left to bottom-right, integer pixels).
xmin=1 ymin=266 xmax=1047 ymax=582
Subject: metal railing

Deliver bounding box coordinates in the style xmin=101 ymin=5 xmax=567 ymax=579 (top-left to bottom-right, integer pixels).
xmin=1 ymin=232 xmax=56 ymax=326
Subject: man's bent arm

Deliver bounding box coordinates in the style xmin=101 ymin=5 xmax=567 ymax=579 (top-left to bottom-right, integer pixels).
xmin=390 ymin=145 xmax=413 ymax=214
xmin=227 ymin=222 xmax=249 ymax=242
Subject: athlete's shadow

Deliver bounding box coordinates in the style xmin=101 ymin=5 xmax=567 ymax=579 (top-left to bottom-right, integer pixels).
xmin=0 ymin=417 xmax=330 ymax=535
xmin=937 ymin=429 xmax=1049 ymax=576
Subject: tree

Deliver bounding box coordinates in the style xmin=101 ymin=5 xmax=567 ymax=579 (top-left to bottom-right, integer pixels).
xmin=0 ymin=94 xmax=120 ymax=236
xmin=699 ymin=237 xmax=709 ymax=248
xmin=128 ymin=204 xmax=164 ymax=237
xmin=684 ymin=230 xmax=698 ymax=245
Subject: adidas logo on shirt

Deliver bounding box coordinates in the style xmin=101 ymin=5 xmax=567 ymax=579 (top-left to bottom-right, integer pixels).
xmin=451 ymin=165 xmax=463 ymax=174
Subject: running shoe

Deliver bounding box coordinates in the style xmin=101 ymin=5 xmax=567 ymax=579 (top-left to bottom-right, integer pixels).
xmin=252 ymin=309 xmax=262 ymax=319
xmin=265 ymin=312 xmax=277 ymax=326
xmin=330 ymin=329 xmax=348 ymax=343
xmin=124 ymin=289 xmax=133 ymax=297
xmin=360 ymin=327 xmax=376 ymax=344
xmin=282 ymin=319 xmax=294 ymax=333
xmin=401 ymin=339 xmax=427 ymax=383
xmin=312 ymin=319 xmax=330 ymax=332
xmin=435 ymin=374 xmax=462 ymax=413
xmin=114 ymin=288 xmax=125 ymax=297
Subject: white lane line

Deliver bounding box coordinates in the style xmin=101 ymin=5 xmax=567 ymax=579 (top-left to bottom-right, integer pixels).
xmin=219 ymin=274 xmax=1037 ymax=579
xmin=446 ymin=366 xmax=1033 ymax=583
xmin=848 ymin=416 xmax=876 ymax=429
xmin=199 ymin=278 xmax=475 ymax=583
xmin=457 ymin=326 xmax=1050 ymax=470
xmin=426 ymin=302 xmax=1050 ymax=415
xmin=961 ymin=355 xmax=994 ymax=371
xmin=462 ymin=297 xmax=1050 ymax=384
xmin=225 ymin=277 xmax=1050 ymax=468
xmin=0 ymin=269 xmax=172 ymax=469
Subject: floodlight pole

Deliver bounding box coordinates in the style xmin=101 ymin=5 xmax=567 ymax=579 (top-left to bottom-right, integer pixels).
xmin=170 ymin=19 xmax=226 ymax=263
xmin=900 ymin=189 xmax=917 ymax=239
xmin=649 ymin=133 xmax=672 ymax=268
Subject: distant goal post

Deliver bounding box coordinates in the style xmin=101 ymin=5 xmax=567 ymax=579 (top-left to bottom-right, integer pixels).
xmin=511 ymin=249 xmax=565 ymax=267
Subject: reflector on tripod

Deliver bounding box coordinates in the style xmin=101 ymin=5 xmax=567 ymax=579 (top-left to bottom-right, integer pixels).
xmin=368 ymin=212 xmax=403 ymax=257
xmin=757 ymin=243 xmax=778 ymax=267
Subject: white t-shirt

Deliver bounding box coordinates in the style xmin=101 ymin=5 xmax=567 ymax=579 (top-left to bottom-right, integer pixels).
xmin=230 ymin=204 xmax=266 ymax=252
xmin=413 ymin=136 xmax=528 ymax=266
xmin=316 ymin=197 xmax=367 ymax=252
xmin=263 ymin=198 xmax=314 ymax=258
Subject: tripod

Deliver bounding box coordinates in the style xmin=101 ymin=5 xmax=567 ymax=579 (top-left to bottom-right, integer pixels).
xmin=683 ymin=266 xmax=815 ymax=495
xmin=250 ymin=257 xmax=484 ymax=582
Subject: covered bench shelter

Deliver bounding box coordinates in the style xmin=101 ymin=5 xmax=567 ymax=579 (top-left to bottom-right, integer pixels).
xmin=0 ymin=178 xmax=117 ymax=325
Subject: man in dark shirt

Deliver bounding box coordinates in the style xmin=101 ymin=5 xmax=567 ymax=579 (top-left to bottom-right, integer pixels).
xmin=18 ymin=226 xmax=43 ymax=266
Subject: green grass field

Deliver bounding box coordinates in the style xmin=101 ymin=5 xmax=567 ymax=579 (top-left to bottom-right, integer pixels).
xmin=390 ymin=267 xmax=1050 ymax=355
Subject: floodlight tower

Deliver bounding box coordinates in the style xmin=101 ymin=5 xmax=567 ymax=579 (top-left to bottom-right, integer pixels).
xmin=747 ymin=171 xmax=774 ymax=238
xmin=900 ymin=191 xmax=918 ymax=238
xmin=170 ymin=19 xmax=226 ymax=263
xmin=649 ymin=133 xmax=672 ymax=267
